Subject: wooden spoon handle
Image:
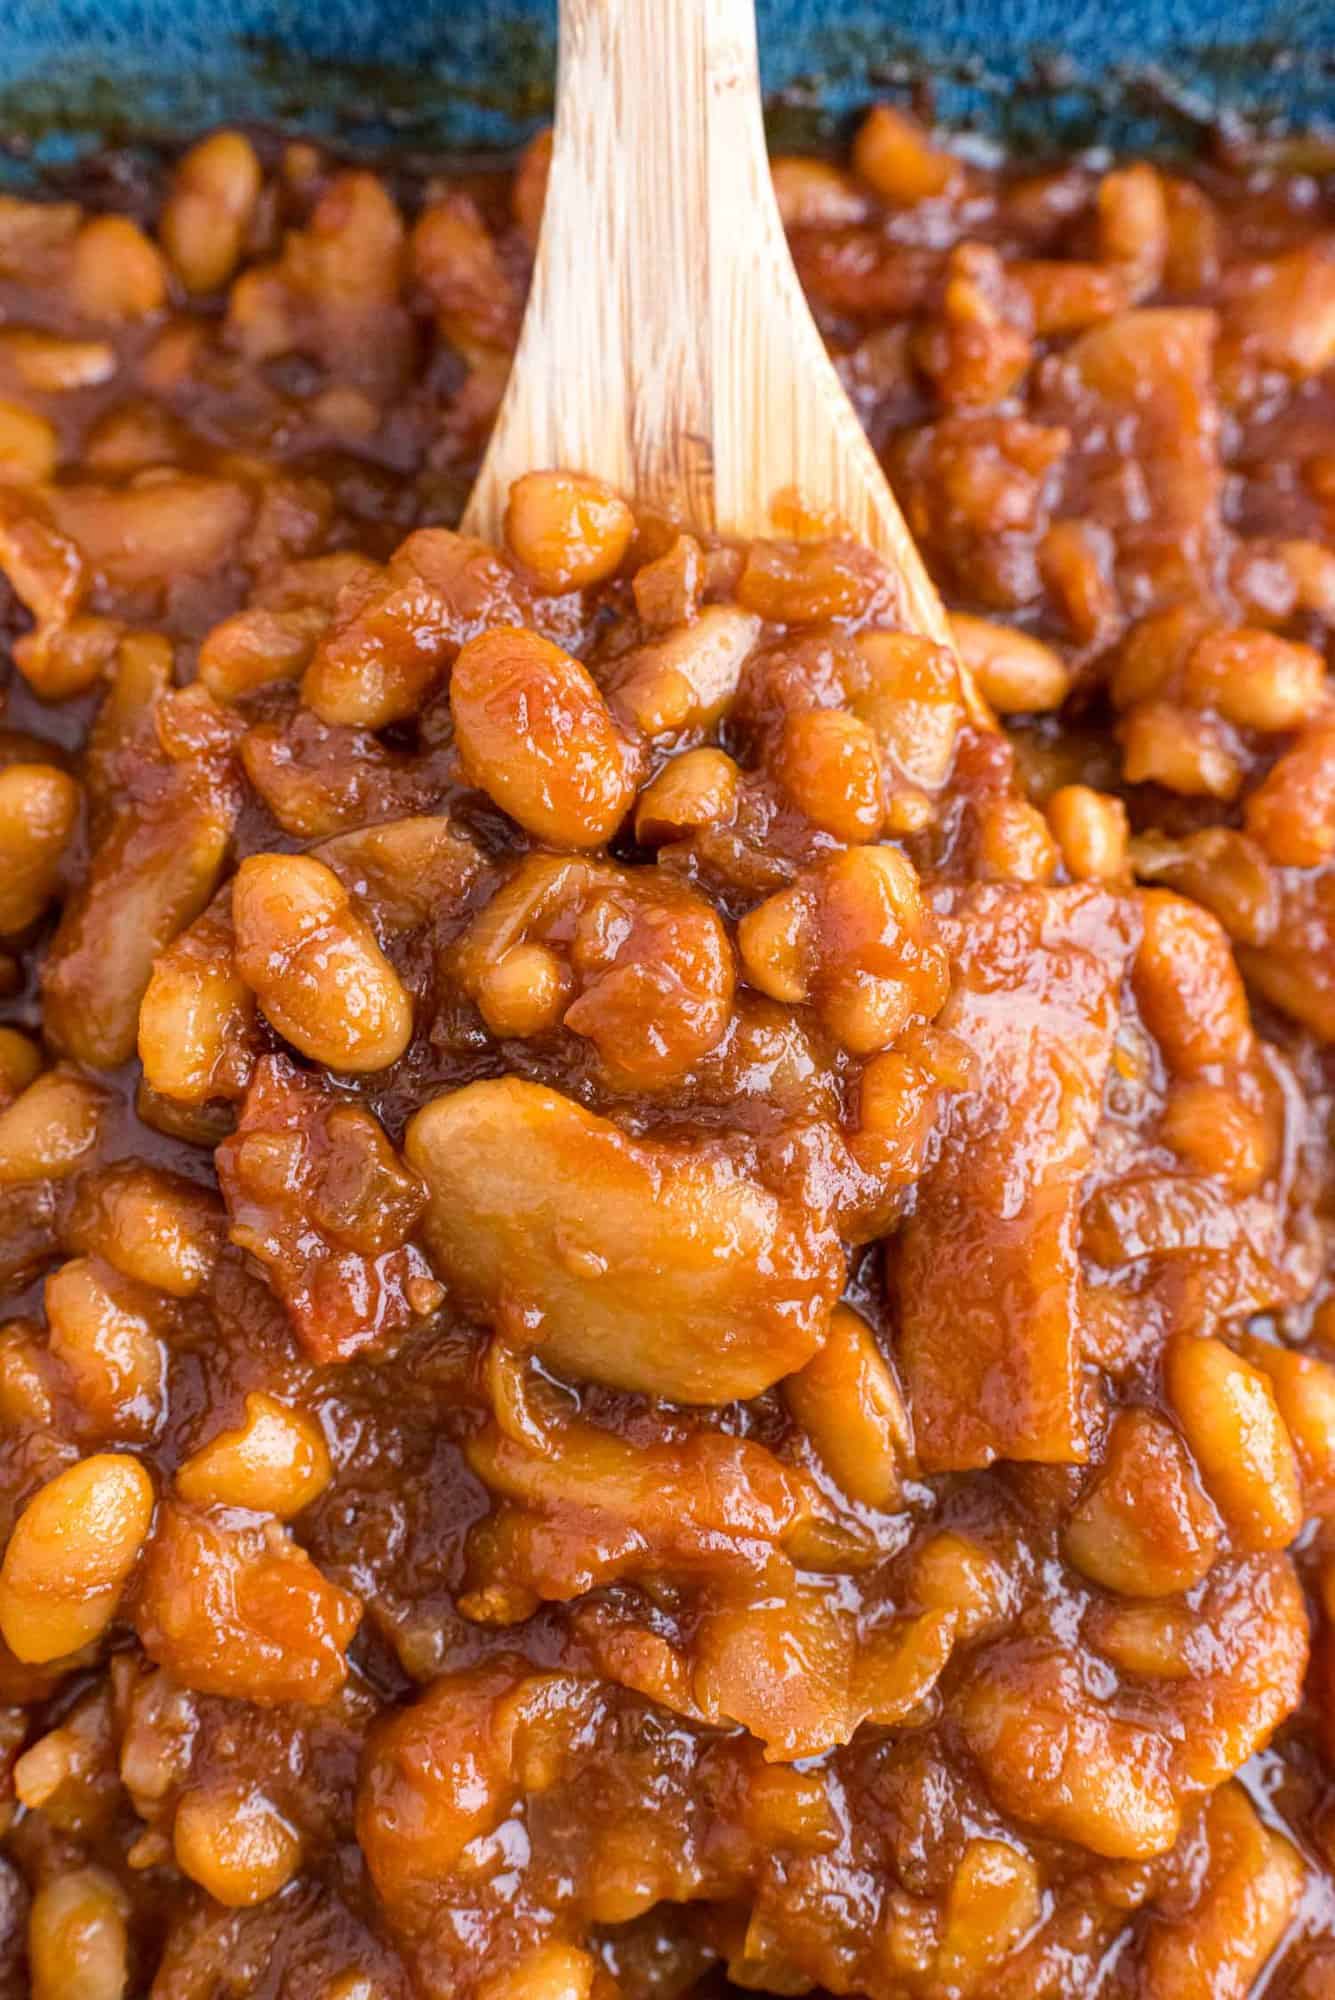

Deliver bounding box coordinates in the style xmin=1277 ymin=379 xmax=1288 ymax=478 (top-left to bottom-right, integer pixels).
xmin=464 ymin=0 xmax=960 ymax=663
xmin=467 ymin=0 xmax=765 ymax=535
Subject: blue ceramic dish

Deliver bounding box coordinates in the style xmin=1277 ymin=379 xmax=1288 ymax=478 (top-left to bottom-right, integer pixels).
xmin=1 ymin=0 xmax=1333 ymax=183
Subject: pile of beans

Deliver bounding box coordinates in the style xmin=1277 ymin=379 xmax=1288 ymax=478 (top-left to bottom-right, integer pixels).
xmin=0 ymin=106 xmax=1334 ymax=2000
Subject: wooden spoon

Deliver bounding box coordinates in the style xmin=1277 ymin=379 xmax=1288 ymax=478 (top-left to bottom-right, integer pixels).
xmin=463 ymin=0 xmax=957 ymax=656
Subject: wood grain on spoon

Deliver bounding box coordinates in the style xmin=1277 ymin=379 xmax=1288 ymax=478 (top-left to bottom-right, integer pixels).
xmin=464 ymin=0 xmax=962 ymax=664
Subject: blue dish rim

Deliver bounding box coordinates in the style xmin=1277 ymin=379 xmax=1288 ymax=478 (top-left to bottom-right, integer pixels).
xmin=1 ymin=1 xmax=1333 ymax=187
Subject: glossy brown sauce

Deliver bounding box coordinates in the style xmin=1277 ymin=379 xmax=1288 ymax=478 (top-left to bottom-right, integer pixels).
xmin=0 ymin=108 xmax=1333 ymax=2000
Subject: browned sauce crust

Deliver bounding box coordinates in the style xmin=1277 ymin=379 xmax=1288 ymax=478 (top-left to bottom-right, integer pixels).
xmin=0 ymin=108 xmax=1334 ymax=2000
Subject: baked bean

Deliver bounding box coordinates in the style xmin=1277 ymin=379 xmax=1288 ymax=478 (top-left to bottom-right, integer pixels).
xmin=154 ymin=681 xmax=246 ymax=770
xmin=1134 ymin=891 xmax=1252 ymax=1072
xmin=882 ymin=784 xmax=934 ymax=831
xmin=1010 ymin=259 xmax=1128 ymax=335
xmin=776 ymin=709 xmax=884 ymax=841
xmin=1063 ymin=1409 xmax=1218 ymax=1596
xmin=461 ymin=848 xmax=735 ymax=1064
xmin=634 ymin=746 xmax=740 ymax=844
xmin=475 ymin=943 xmax=572 ymax=1039
xmin=850 ymin=629 xmax=963 ymax=790
xmin=227 ymin=170 xmax=409 ymax=392
xmin=48 ymin=473 xmax=253 ymax=595
xmin=0 ymin=1324 xmax=57 ymax=1430
xmin=69 ymin=215 xmax=167 ymax=321
xmin=19 ymin=617 xmax=128 ymax=706
xmin=0 ymin=1453 xmax=154 ymax=1663
xmin=1277 ymin=535 xmax=1335 ymax=615
xmin=174 ymin=1781 xmax=302 ymax=1906
xmin=314 ymin=820 xmax=479 ymax=958
xmin=1163 ymin=175 xmax=1222 ymax=291
xmin=962 ymin=1645 xmax=1180 ymax=1859
xmin=950 ymin=613 xmax=1070 ymax=714
xmin=1244 ymin=1343 xmax=1335 ymax=1514
xmin=1165 ymin=1335 xmax=1302 ymax=1552
xmin=1184 ymin=626 xmax=1326 ymax=731
xmin=1244 ymin=722 xmax=1335 ymax=867
xmin=413 ymin=190 xmax=521 ymax=354
xmin=134 ymin=1500 xmax=361 ymax=1703
xmin=198 ymin=604 xmax=326 ymax=700
xmin=452 ymin=628 xmax=640 ymax=847
xmin=232 ymin=852 xmax=413 ymax=1072
xmin=28 ymin=1866 xmax=129 ymax=2000
xmin=1097 ymin=162 xmax=1167 ymax=296
xmin=406 ymin=1076 xmax=842 ymax=1402
xmin=504 ymin=471 xmax=635 ymax=590
xmin=91 ymin=631 xmax=174 ymax=760
xmin=1221 ymin=240 xmax=1335 ymax=381
xmin=42 ymin=788 xmax=233 ymax=1069
xmin=1130 ymin=826 xmax=1277 ymax=947
xmin=911 ymin=1530 xmax=1004 ymax=1644
xmin=482 ymin=1944 xmax=597 ymax=2000
xmin=22 ymin=610 xmax=121 ymax=704
xmin=0 ymin=762 xmax=79 ymax=935
xmin=0 ymin=330 xmax=116 ymax=391
xmin=631 ymin=531 xmax=703 ymax=626
xmin=1159 ymin=1078 xmax=1274 ymax=1195
xmin=784 ymin=1303 xmax=909 ymax=1509
xmin=1111 ymin=608 xmax=1215 ymax=708
xmin=1169 ymin=1560 xmax=1301 ymax=1790
xmin=82 ymin=398 xmax=185 ymax=474
xmin=138 ymin=899 xmax=256 ymax=1103
xmin=975 ymin=796 xmax=1059 ymax=883
xmin=737 ymin=538 xmax=877 ymax=623
xmin=934 ymin=1839 xmax=1041 ymax=1992
xmin=0 ymin=1067 xmax=105 ymax=1185
xmin=309 ymin=819 xmax=474 ymax=936
xmin=0 ymin=397 xmax=57 ymax=485
xmin=738 ymin=882 xmax=834 ymax=1007
xmin=1088 ymin=1600 xmax=1194 ymax=1680
xmin=849 ymin=1040 xmax=955 ymax=1199
xmin=0 ymin=1026 xmax=40 ymax=1103
xmin=926 ymin=242 xmax=1035 ymax=411
xmin=1142 ymin=1783 xmax=1304 ymax=2000
xmin=738 ymin=844 xmax=948 ymax=1054
xmin=15 ymin=615 xmax=132 ymax=707
xmin=694 ymin=1579 xmax=943 ymax=1756
xmin=176 ymin=1392 xmax=332 ymax=1518
xmin=67 ymin=1164 xmax=221 ymax=1297
xmin=45 ymin=1258 xmax=168 ymax=1443
xmin=299 ymin=530 xmax=520 ymax=729
xmin=771 ymin=156 xmax=867 ymax=228
xmin=852 ymin=105 xmax=959 ymax=204
xmin=1045 ymin=784 xmax=1128 ymax=880
xmin=12 ymin=1684 xmax=115 ymax=1825
xmin=161 ymin=130 xmax=263 ymax=293
xmin=1118 ymin=701 xmax=1243 ymax=799
xmin=1040 ymin=518 xmax=1120 ymax=645
xmin=610 ymin=603 xmax=760 ymax=735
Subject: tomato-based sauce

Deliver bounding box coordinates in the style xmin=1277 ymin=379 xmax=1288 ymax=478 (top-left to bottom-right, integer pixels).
xmin=1 ymin=108 xmax=1334 ymax=2000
